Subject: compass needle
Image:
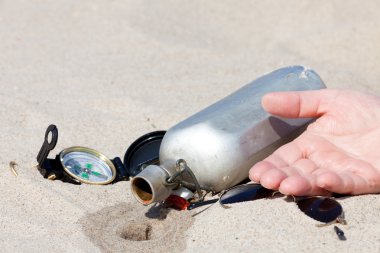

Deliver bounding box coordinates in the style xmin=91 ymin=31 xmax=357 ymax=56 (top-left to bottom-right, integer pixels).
xmin=82 ymin=173 xmax=89 ymax=180
xmin=91 ymin=170 xmax=108 ymax=179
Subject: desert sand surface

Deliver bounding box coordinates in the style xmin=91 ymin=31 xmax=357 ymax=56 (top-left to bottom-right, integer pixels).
xmin=1 ymin=1 xmax=380 ymax=252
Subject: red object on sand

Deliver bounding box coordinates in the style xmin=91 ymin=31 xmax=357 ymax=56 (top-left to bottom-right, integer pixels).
xmin=164 ymin=195 xmax=190 ymax=210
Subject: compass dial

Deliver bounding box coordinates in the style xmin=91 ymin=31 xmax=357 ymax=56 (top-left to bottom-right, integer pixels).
xmin=60 ymin=147 xmax=116 ymax=184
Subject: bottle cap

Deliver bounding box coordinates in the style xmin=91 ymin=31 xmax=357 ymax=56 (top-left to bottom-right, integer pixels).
xmin=123 ymin=130 xmax=166 ymax=177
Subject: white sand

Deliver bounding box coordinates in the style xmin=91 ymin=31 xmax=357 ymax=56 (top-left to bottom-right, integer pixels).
xmin=1 ymin=1 xmax=380 ymax=252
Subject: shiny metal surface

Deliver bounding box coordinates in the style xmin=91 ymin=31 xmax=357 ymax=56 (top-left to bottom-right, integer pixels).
xmin=132 ymin=66 xmax=326 ymax=204
xmin=171 ymin=187 xmax=195 ymax=200
xmin=131 ymin=164 xmax=175 ymax=205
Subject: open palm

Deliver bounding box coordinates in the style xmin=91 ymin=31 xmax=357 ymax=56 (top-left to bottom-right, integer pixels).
xmin=249 ymin=89 xmax=380 ymax=196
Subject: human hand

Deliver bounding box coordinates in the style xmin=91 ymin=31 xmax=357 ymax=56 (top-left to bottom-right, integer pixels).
xmin=249 ymin=89 xmax=380 ymax=196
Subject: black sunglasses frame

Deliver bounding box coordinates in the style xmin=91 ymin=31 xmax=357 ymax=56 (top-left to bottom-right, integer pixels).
xmin=187 ymin=183 xmax=346 ymax=226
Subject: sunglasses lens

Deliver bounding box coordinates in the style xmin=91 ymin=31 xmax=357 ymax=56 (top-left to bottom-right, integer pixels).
xmin=297 ymin=197 xmax=343 ymax=223
xmin=220 ymin=184 xmax=272 ymax=205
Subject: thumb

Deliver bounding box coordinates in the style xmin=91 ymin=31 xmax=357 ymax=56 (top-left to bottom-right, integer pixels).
xmin=261 ymin=89 xmax=338 ymax=118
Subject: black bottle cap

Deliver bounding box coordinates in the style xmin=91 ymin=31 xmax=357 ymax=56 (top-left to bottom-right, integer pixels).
xmin=123 ymin=130 xmax=166 ymax=177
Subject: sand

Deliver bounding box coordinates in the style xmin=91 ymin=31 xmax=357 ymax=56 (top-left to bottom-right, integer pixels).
xmin=1 ymin=0 xmax=380 ymax=252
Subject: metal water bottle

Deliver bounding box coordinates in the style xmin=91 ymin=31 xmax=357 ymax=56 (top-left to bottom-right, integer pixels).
xmin=131 ymin=66 xmax=326 ymax=205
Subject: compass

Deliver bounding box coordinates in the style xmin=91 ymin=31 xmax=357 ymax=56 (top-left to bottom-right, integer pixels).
xmin=36 ymin=124 xmax=128 ymax=184
xmin=60 ymin=146 xmax=116 ymax=185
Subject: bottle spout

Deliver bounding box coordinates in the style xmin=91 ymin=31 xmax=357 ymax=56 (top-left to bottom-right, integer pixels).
xmin=131 ymin=165 xmax=175 ymax=205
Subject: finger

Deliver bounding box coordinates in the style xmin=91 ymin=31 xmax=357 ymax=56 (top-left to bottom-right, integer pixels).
xmin=258 ymin=165 xmax=309 ymax=190
xmin=268 ymin=142 xmax=303 ymax=166
xmin=356 ymin=167 xmax=380 ymax=193
xmin=262 ymin=89 xmax=339 ymax=118
xmin=291 ymin=159 xmax=318 ymax=175
xmin=258 ymin=160 xmax=324 ymax=193
xmin=317 ymin=171 xmax=367 ymax=195
xmin=250 ymin=141 xmax=313 ymax=185
xmin=249 ymin=149 xmax=303 ymax=183
xmin=249 ymin=161 xmax=276 ymax=182
xmin=279 ymin=175 xmax=330 ymax=196
xmin=259 ymin=168 xmax=288 ymax=190
xmin=262 ymin=154 xmax=288 ymax=168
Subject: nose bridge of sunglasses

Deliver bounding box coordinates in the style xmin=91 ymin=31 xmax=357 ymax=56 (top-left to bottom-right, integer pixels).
xmin=186 ymin=184 xmax=275 ymax=210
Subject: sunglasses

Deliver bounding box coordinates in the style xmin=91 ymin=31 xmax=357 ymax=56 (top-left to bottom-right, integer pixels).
xmin=187 ymin=183 xmax=346 ymax=226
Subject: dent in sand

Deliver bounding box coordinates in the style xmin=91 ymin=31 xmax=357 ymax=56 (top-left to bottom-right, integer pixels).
xmin=79 ymin=203 xmax=194 ymax=253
